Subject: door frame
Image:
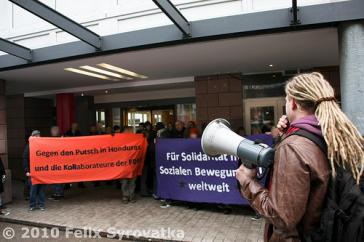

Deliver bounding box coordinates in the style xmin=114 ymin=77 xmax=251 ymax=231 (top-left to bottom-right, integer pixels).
xmin=244 ymin=97 xmax=286 ymax=135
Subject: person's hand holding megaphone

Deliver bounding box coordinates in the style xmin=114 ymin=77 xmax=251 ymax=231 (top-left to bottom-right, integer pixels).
xmin=236 ymin=164 xmax=256 ymax=186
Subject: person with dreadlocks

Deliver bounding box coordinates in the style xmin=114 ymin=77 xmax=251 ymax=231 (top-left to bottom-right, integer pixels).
xmin=236 ymin=72 xmax=364 ymax=242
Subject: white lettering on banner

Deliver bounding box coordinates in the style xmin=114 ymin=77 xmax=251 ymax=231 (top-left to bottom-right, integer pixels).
xmin=158 ymin=166 xmax=236 ymax=179
xmin=165 ymin=152 xmax=238 ymax=162
xmin=159 ymin=166 xmax=193 ymax=176
xmin=195 ymin=168 xmax=236 ymax=179
xmin=188 ymin=181 xmax=230 ymax=193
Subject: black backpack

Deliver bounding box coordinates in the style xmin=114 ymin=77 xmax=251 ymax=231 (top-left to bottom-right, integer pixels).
xmin=291 ymin=129 xmax=364 ymax=242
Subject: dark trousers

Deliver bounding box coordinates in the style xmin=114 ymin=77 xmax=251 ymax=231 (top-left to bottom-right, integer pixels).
xmin=29 ymin=179 xmax=46 ymax=208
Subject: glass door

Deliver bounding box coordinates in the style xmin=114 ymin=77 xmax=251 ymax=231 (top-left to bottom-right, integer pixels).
xmin=244 ymin=97 xmax=285 ymax=135
xmin=151 ymin=109 xmax=174 ymax=125
xmin=96 ymin=109 xmax=106 ymax=128
xmin=127 ymin=110 xmax=151 ymax=131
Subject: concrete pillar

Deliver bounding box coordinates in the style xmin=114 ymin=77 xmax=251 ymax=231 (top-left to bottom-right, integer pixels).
xmin=6 ymin=95 xmax=25 ymax=180
xmin=339 ymin=21 xmax=364 ymax=135
xmin=0 ymin=80 xmax=7 ymax=166
xmin=7 ymin=96 xmax=53 ymax=180
xmin=0 ymin=80 xmax=12 ymax=204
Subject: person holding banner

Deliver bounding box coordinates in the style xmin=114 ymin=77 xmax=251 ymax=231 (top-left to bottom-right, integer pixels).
xmin=48 ymin=126 xmax=65 ymax=201
xmin=23 ymin=130 xmax=46 ymax=211
xmin=172 ymin=121 xmax=185 ymax=138
xmin=140 ymin=122 xmax=156 ymax=197
xmin=65 ymin=123 xmax=86 ymax=189
xmin=121 ymin=126 xmax=137 ymax=203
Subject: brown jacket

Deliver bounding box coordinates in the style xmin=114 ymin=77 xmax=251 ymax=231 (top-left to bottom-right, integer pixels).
xmin=238 ymin=135 xmax=330 ymax=242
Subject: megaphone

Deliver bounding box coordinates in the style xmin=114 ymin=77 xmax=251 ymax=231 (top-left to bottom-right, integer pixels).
xmin=201 ymin=119 xmax=274 ymax=169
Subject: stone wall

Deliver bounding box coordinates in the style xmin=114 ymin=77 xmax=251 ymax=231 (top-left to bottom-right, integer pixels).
xmin=195 ymin=73 xmax=243 ymax=131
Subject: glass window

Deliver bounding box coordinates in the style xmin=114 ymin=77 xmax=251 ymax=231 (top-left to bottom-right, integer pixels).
xmin=151 ymin=109 xmax=174 ymax=125
xmin=250 ymin=106 xmax=275 ymax=134
xmin=127 ymin=110 xmax=151 ymax=130
xmin=96 ymin=110 xmax=106 ymax=128
xmin=176 ymin=104 xmax=196 ymax=124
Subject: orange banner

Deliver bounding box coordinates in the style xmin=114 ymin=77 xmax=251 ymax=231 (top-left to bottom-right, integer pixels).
xmin=29 ymin=134 xmax=147 ymax=185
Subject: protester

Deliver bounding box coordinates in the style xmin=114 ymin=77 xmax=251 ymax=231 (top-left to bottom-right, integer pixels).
xmin=113 ymin=125 xmax=121 ymax=133
xmin=188 ymin=127 xmax=199 ymax=139
xmin=166 ymin=122 xmax=174 ymax=134
xmin=120 ymin=126 xmax=137 ymax=203
xmin=245 ymin=128 xmax=274 ymax=220
xmin=106 ymin=125 xmax=122 ymax=188
xmin=152 ymin=122 xmax=165 ymax=200
xmin=105 ymin=126 xmax=113 ymax=134
xmin=0 ymin=156 xmax=9 ymax=216
xmin=89 ymin=125 xmax=103 ymax=187
xmin=156 ymin=122 xmax=171 ymax=138
xmin=155 ymin=123 xmax=173 ymax=208
xmin=65 ymin=122 xmax=82 ymax=137
xmin=23 ymin=130 xmax=46 ymax=211
xmin=65 ymin=123 xmax=85 ymax=188
xmin=236 ymin=72 xmax=364 ymax=241
xmin=48 ymin=126 xmax=64 ymax=201
xmin=136 ymin=122 xmax=146 ymax=134
xmin=89 ymin=126 xmax=98 ymax=135
xmin=172 ymin=120 xmax=185 ymax=138
xmin=184 ymin=121 xmax=196 ymax=138
xmin=22 ymin=131 xmax=41 ymax=201
xmin=140 ymin=121 xmax=156 ymax=197
xmin=96 ymin=122 xmax=105 ymax=135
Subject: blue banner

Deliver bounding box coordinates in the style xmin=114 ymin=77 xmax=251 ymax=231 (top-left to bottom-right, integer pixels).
xmin=156 ymin=138 xmax=249 ymax=205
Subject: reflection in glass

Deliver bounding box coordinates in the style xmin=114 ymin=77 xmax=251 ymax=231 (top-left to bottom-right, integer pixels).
xmin=250 ymin=106 xmax=274 ymax=134
xmin=176 ymin=104 xmax=196 ymax=124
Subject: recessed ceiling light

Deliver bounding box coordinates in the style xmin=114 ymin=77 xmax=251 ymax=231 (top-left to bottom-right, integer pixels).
xmin=64 ymin=68 xmax=110 ymax=80
xmin=80 ymin=65 xmax=132 ymax=80
xmin=98 ymin=63 xmax=148 ymax=79
xmin=268 ymin=64 xmax=274 ymax=67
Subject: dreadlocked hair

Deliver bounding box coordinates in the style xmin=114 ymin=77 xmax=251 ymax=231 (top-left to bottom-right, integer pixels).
xmin=285 ymin=72 xmax=364 ymax=184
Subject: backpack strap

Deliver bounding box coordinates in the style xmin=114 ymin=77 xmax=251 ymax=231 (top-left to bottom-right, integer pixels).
xmin=287 ymin=129 xmax=327 ymax=154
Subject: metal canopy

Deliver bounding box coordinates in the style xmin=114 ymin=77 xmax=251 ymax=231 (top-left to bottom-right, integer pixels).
xmin=152 ymin=0 xmax=191 ymax=37
xmin=1 ymin=0 xmax=364 ymax=70
xmin=0 ymin=37 xmax=32 ymax=61
xmin=9 ymin=0 xmax=102 ymax=49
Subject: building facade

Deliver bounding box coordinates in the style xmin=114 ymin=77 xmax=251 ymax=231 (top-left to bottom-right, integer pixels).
xmin=0 ymin=0 xmax=363 ymax=201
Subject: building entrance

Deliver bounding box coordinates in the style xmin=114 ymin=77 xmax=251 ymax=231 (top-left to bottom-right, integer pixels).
xmin=244 ymin=97 xmax=285 ymax=135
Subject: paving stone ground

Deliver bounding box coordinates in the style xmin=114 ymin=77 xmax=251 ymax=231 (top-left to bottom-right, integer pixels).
xmin=0 ymin=181 xmax=264 ymax=242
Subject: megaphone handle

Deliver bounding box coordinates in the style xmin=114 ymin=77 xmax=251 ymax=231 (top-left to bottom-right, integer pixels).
xmin=242 ymin=161 xmax=255 ymax=169
xmin=238 ymin=158 xmax=255 ymax=169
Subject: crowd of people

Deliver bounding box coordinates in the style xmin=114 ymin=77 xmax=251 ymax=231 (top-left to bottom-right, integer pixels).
xmin=0 ymin=118 xmax=280 ymax=215
xmin=17 ymin=120 xmax=209 ymax=212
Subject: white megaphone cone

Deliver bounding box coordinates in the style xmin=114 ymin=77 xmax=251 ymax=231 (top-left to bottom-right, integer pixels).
xmin=201 ymin=119 xmax=274 ymax=168
xmin=201 ymin=119 xmax=244 ymax=156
